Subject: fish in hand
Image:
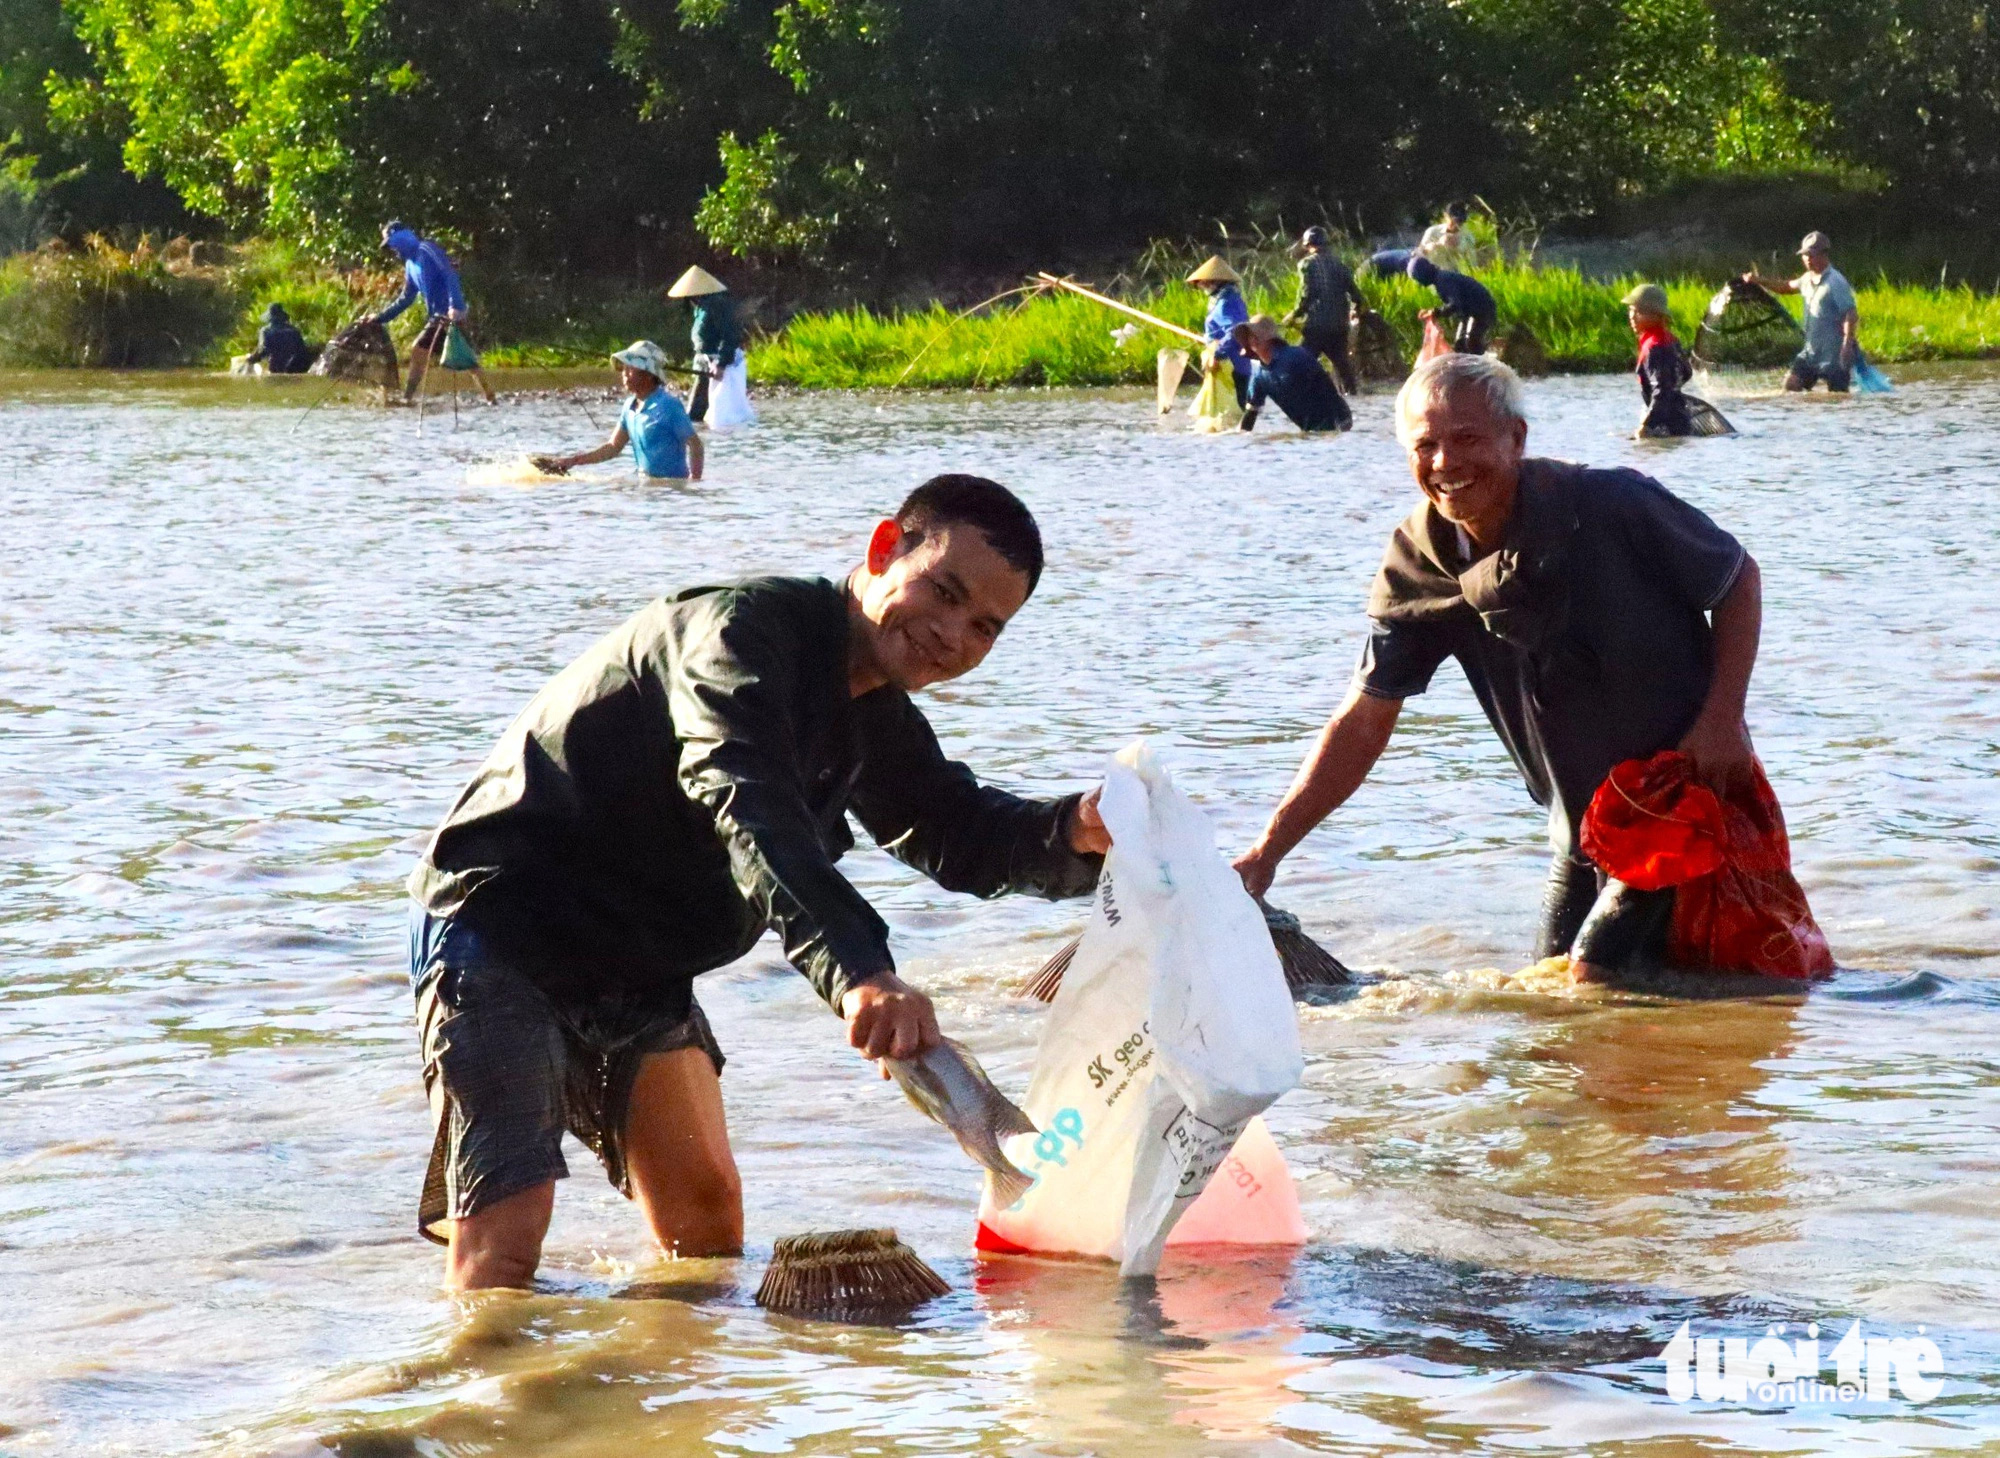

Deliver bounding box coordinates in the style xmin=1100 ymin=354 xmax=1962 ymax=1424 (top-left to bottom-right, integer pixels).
xmin=886 ymin=1039 xmax=1038 ymax=1207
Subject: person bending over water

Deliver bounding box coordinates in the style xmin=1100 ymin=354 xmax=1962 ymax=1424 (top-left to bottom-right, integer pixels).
xmin=537 ymin=342 xmax=703 ymax=481
xmin=406 ymin=476 xmax=1110 ymax=1288
xmin=1233 ymin=316 xmax=1352 ymax=433
xmin=1407 ymin=255 xmax=1496 ymax=356
xmin=370 ymin=221 xmax=497 ymax=405
xmin=1233 ymin=354 xmax=1765 ymax=984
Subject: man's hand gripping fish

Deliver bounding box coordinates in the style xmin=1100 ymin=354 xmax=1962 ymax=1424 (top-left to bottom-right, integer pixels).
xmin=887 ymin=1039 xmax=1038 ymax=1206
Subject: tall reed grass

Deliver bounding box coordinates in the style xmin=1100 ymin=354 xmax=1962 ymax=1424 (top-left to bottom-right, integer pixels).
xmin=0 ymin=237 xmax=239 ymax=367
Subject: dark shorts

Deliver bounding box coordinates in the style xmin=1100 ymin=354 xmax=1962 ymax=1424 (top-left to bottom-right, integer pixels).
xmin=1786 ymin=352 xmax=1850 ymax=392
xmin=1536 ymin=853 xmax=1675 ymax=970
xmin=410 ymin=910 xmax=725 ymax=1244
xmin=413 ymin=314 xmax=453 ymax=353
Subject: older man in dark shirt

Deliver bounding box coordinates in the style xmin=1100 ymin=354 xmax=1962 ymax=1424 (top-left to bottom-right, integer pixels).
xmin=1234 ymin=354 xmax=1764 ymax=982
xmin=407 ymin=475 xmax=1109 ymax=1288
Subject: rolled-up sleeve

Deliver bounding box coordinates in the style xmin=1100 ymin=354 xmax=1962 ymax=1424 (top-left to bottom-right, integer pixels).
xmin=672 ymin=601 xmax=896 ymax=1010
xmin=1352 ymin=617 xmax=1453 ymax=700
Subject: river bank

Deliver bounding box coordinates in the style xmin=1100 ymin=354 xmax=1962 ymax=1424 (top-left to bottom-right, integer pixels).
xmin=752 ymin=267 xmax=2000 ymax=388
xmin=6 ymin=237 xmax=2000 ymax=384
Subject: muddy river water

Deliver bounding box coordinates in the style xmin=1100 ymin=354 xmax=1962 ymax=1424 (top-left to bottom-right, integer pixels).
xmin=3 ymin=366 xmax=1998 ymax=1455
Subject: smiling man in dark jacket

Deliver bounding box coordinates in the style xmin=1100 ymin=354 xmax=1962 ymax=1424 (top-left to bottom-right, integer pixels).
xmin=407 ymin=475 xmax=1109 ymax=1288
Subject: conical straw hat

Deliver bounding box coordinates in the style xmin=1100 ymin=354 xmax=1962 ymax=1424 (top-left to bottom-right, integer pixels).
xmin=1185 ymin=255 xmax=1240 ymax=285
xmin=668 ymin=265 xmax=728 ymax=298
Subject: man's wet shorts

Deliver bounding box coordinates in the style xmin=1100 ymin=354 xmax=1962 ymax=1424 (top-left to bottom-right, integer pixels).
xmin=409 ymin=909 xmax=724 ymax=1244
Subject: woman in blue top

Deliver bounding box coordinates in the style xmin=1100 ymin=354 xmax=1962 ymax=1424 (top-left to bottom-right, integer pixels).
xmin=538 ymin=342 xmax=704 ymax=481
xmin=1188 ymin=255 xmax=1253 ymax=409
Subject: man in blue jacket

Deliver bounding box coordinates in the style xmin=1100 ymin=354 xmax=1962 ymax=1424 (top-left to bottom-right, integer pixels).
xmin=371 ymin=222 xmax=497 ymax=404
xmin=1408 ymin=254 xmax=1497 ymax=355
xmin=1234 ymin=316 xmax=1352 ymax=433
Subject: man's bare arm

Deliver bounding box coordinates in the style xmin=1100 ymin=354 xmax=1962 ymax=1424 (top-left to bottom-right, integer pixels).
xmin=549 ymin=426 xmax=629 ymax=472
xmin=1234 ymin=688 xmax=1402 ymax=898
xmin=1678 ymin=554 xmax=1761 ymax=792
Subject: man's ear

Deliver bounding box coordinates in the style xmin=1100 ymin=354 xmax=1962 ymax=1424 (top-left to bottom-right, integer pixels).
xmin=865 ymin=519 xmax=903 ymax=576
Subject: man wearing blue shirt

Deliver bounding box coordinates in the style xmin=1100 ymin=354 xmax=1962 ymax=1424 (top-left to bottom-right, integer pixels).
xmin=370 ymin=221 xmax=497 ymax=405
xmin=1234 ymin=316 xmax=1352 ymax=433
xmin=1742 ymin=232 xmax=1859 ymax=392
xmin=1408 ymin=255 xmax=1497 ymax=355
xmin=542 ymin=342 xmax=704 ymax=481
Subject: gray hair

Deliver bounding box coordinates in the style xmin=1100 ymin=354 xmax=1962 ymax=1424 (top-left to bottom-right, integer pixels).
xmin=1394 ymin=353 xmax=1527 ymax=445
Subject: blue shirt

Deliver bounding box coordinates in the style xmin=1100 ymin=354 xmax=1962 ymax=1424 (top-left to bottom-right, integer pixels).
xmin=1203 ymin=285 xmax=1251 ymax=372
xmin=1248 ymin=342 xmax=1351 ymax=432
xmin=1795 ymin=266 xmax=1856 ymax=366
xmin=378 ymin=231 xmax=467 ymax=323
xmin=621 ymin=387 xmax=698 ymax=478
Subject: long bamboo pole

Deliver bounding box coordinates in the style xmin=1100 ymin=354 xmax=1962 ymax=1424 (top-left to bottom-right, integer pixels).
xmin=1033 ymin=272 xmax=1207 ymax=345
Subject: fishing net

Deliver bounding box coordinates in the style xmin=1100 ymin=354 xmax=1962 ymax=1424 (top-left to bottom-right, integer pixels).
xmin=312 ymin=319 xmax=400 ymax=391
xmin=439 ymin=323 xmax=480 ymax=371
xmin=1691 ymin=280 xmax=1802 ymax=370
xmin=1352 ymin=309 xmax=1407 ymax=383
xmin=1417 ymin=315 xmax=1453 ymax=363
xmin=1638 ymin=392 xmax=1735 ymax=438
xmin=1155 ymin=347 xmax=1189 ymax=413
xmin=1189 ymin=348 xmax=1234 ymax=431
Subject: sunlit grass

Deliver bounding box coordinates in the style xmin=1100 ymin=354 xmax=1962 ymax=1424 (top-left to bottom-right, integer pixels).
xmin=754 ymin=263 xmax=2000 ymax=387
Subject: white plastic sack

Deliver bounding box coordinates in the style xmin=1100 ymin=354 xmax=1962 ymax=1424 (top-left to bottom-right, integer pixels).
xmin=976 ymin=742 xmax=1303 ymax=1275
xmin=706 ymin=349 xmax=758 ymax=428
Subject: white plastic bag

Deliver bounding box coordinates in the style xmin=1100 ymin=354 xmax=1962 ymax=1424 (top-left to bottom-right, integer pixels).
xmin=706 ymin=349 xmax=758 ymax=428
xmin=976 ymin=742 xmax=1303 ymax=1275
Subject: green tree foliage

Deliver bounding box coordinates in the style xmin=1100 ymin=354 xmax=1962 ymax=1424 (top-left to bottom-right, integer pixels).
xmin=1722 ymin=0 xmax=2000 ymax=217
xmin=23 ymin=0 xmax=2000 ymax=268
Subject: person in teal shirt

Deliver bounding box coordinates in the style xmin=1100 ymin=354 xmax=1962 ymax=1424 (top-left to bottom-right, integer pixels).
xmin=539 ymin=342 xmax=704 ymax=481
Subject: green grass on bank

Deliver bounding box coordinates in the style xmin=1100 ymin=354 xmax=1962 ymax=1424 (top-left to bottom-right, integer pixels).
xmin=753 ymin=264 xmax=2000 ymax=388
xmin=6 ymin=235 xmax=2000 ymax=379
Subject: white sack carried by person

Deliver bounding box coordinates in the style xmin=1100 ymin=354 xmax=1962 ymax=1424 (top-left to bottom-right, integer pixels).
xmin=706 ymin=348 xmax=758 ymax=428
xmin=976 ymin=742 xmax=1305 ymax=1276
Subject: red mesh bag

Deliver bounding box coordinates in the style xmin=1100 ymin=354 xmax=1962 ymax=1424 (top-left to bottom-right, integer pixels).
xmin=1581 ymin=751 xmax=1834 ymax=980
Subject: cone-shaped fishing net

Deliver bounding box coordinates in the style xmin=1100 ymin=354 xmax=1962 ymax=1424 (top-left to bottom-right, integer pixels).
xmin=1638 ymin=392 xmax=1736 ymax=438
xmin=1692 ymin=280 xmax=1802 ymax=370
xmin=1190 ymin=348 xmax=1234 ymax=431
xmin=1155 ymin=347 xmax=1189 ymax=413
xmin=313 ymin=319 xmax=400 ymax=391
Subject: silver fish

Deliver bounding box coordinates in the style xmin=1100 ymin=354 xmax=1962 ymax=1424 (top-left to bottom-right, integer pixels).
xmin=887 ymin=1038 xmax=1038 ymax=1207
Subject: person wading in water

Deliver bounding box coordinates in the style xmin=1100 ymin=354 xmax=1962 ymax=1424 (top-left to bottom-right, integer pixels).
xmin=1287 ymin=227 xmax=1367 ymax=394
xmin=1234 ymin=316 xmax=1353 ymax=433
xmin=1741 ymin=231 xmax=1860 ymax=394
xmin=406 ymin=476 xmax=1110 ymax=1288
xmin=1233 ymin=354 xmax=1769 ymax=984
xmin=370 ymin=222 xmax=497 ymax=405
